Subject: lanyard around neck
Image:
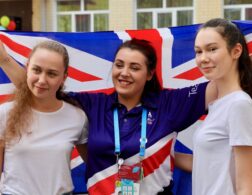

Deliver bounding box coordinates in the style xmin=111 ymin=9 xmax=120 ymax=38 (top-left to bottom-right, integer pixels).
xmin=113 ymin=107 xmax=148 ymax=158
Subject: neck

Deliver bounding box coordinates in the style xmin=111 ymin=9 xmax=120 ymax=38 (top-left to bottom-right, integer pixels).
xmin=31 ymin=97 xmax=63 ymax=112
xmin=118 ymin=95 xmax=141 ymax=111
xmin=215 ymin=72 xmax=241 ymax=99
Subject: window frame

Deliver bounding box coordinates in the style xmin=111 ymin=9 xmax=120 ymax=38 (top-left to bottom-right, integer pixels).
xmin=55 ymin=0 xmax=109 ymax=32
xmin=135 ymin=0 xmax=194 ymax=29
xmin=224 ymin=4 xmax=252 ymax=20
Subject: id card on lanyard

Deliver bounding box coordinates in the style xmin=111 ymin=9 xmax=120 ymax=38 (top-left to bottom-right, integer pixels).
xmin=113 ymin=108 xmax=147 ymax=195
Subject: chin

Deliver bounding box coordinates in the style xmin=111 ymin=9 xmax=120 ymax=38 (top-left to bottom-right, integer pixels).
xmin=116 ymin=86 xmax=130 ymax=93
xmin=200 ymin=72 xmax=212 ymax=80
xmin=118 ymin=91 xmax=130 ymax=97
xmin=205 ymin=76 xmax=216 ymax=81
xmin=118 ymin=92 xmax=132 ymax=99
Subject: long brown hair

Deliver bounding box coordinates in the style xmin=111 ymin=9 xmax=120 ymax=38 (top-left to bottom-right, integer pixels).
xmin=4 ymin=41 xmax=79 ymax=145
xmin=4 ymin=77 xmax=32 ymax=145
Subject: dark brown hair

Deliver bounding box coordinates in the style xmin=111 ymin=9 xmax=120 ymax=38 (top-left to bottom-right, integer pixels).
xmin=115 ymin=38 xmax=162 ymax=95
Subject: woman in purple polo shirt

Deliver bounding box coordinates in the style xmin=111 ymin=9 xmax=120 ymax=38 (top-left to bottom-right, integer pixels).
xmin=0 ymin=39 xmax=216 ymax=195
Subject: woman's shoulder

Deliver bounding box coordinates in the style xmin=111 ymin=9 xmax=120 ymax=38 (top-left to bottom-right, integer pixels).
xmin=227 ymin=90 xmax=252 ymax=103
xmin=0 ymin=101 xmax=14 ymax=120
xmin=68 ymin=91 xmax=110 ymax=97
xmin=68 ymin=91 xmax=111 ymax=102
xmin=62 ymin=101 xmax=88 ymax=119
xmin=226 ymin=91 xmax=252 ymax=112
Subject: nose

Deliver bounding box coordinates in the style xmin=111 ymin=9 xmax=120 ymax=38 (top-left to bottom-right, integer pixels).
xmin=200 ymin=51 xmax=209 ymax=63
xmin=38 ymin=73 xmax=47 ymax=84
xmin=121 ymin=67 xmax=130 ymax=77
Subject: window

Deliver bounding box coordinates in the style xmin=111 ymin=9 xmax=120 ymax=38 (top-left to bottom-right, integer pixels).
xmin=56 ymin=0 xmax=109 ymax=32
xmin=224 ymin=0 xmax=252 ymax=20
xmin=177 ymin=10 xmax=193 ymax=26
xmin=137 ymin=0 xmax=162 ymax=8
xmin=224 ymin=9 xmax=241 ymax=20
xmin=137 ymin=12 xmax=152 ymax=29
xmin=166 ymin=0 xmax=192 ymax=7
xmin=158 ymin=13 xmax=172 ymax=28
xmin=57 ymin=15 xmax=71 ymax=32
xmin=245 ymin=8 xmax=252 ymax=20
xmin=136 ymin=0 xmax=193 ymax=29
xmin=224 ymin=0 xmax=252 ymax=5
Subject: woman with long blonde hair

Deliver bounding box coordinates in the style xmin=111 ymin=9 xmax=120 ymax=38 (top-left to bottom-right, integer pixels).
xmin=0 ymin=41 xmax=88 ymax=195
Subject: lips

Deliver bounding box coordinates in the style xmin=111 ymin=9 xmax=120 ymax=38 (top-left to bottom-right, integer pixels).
xmin=201 ymin=66 xmax=215 ymax=73
xmin=118 ymin=79 xmax=132 ymax=86
xmin=35 ymin=85 xmax=48 ymax=91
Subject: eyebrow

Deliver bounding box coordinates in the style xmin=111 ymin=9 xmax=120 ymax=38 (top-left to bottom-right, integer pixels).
xmin=115 ymin=58 xmax=143 ymax=66
xmin=32 ymin=65 xmax=60 ymax=73
xmin=194 ymin=42 xmax=218 ymax=49
xmin=130 ymin=62 xmax=141 ymax=66
xmin=114 ymin=59 xmax=123 ymax=62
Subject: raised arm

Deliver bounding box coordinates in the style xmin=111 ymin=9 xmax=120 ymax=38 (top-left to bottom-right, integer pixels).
xmin=0 ymin=40 xmax=26 ymax=87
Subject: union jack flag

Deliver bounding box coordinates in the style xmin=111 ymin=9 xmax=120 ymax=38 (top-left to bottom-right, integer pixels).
xmin=0 ymin=20 xmax=252 ymax=194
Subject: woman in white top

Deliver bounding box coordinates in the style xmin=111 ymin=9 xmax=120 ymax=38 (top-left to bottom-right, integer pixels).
xmin=0 ymin=41 xmax=88 ymax=195
xmin=193 ymin=18 xmax=252 ymax=195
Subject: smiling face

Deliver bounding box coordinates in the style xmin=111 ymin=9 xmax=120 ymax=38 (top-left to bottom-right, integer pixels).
xmin=194 ymin=27 xmax=241 ymax=82
xmin=112 ymin=48 xmax=153 ymax=103
xmin=26 ymin=48 xmax=67 ymax=102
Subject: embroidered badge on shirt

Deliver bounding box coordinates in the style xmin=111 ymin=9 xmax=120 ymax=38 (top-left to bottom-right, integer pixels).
xmin=147 ymin=111 xmax=154 ymax=125
xmin=188 ymin=84 xmax=199 ymax=97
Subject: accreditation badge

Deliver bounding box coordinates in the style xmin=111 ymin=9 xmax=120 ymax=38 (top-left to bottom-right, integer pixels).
xmin=115 ymin=179 xmax=140 ymax=195
xmin=115 ymin=162 xmax=143 ymax=195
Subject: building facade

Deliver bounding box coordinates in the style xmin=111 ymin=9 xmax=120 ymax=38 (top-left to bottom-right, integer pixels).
xmin=0 ymin=0 xmax=251 ymax=32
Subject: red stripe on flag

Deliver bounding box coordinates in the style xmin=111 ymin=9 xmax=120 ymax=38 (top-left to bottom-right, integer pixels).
xmin=174 ymin=66 xmax=203 ymax=80
xmin=126 ymin=29 xmax=163 ymax=87
xmin=142 ymin=138 xmax=173 ymax=177
xmin=81 ymin=88 xmax=115 ymax=94
xmin=247 ymin=41 xmax=252 ymax=55
xmin=0 ymin=94 xmax=13 ymax=104
xmin=88 ymin=174 xmax=116 ymax=195
xmin=88 ymin=138 xmax=174 ymax=194
xmin=71 ymin=147 xmax=79 ymax=159
xmin=200 ymin=114 xmax=206 ymax=120
xmin=68 ymin=66 xmax=102 ymax=82
xmin=0 ymin=34 xmax=31 ymax=57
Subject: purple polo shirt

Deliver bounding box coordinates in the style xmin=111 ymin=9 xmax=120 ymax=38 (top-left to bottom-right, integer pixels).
xmin=69 ymin=82 xmax=207 ymax=183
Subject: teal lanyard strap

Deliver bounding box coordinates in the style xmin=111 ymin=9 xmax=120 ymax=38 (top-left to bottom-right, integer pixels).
xmin=113 ymin=108 xmax=148 ymax=158
xmin=114 ymin=108 xmax=120 ymax=154
xmin=139 ymin=108 xmax=147 ymax=158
